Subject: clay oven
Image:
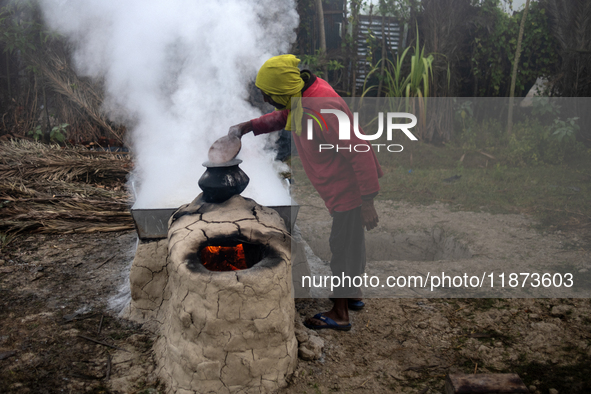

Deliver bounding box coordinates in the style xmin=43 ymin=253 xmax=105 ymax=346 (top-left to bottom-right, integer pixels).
xmin=125 ymin=159 xmax=299 ymax=393
xmin=154 ymin=194 xmax=297 ymax=392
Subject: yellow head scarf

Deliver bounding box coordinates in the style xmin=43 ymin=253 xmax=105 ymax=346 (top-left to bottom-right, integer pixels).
xmin=255 ymin=54 xmax=305 ymax=135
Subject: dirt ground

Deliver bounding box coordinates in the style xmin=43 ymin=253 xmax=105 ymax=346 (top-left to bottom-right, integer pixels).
xmin=1 ymin=189 xmax=591 ymax=393
xmin=0 ymin=231 xmax=163 ymax=394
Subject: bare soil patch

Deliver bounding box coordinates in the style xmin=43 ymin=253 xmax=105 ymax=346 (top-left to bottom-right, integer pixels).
xmin=286 ymin=191 xmax=591 ymax=393
xmin=0 ymin=232 xmax=162 ymax=393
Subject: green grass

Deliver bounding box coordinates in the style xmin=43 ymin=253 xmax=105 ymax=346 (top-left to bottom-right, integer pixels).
xmin=379 ymin=162 xmax=589 ymax=216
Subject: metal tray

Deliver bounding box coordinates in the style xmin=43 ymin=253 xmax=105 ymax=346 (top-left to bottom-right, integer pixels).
xmin=131 ymin=208 xmax=178 ymax=240
xmin=131 ymin=205 xmax=299 ymax=241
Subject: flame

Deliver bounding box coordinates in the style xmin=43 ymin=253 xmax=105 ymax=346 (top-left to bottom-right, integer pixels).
xmin=201 ymin=244 xmax=247 ymax=271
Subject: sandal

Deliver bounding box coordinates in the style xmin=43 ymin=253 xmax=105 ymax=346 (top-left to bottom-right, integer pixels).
xmin=304 ymin=313 xmax=352 ymax=331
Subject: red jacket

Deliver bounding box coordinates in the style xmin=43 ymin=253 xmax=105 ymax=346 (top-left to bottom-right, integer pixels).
xmin=251 ymin=77 xmax=383 ymax=213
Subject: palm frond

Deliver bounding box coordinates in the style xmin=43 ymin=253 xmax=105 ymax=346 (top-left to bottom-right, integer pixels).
xmin=0 ymin=140 xmax=133 ymax=234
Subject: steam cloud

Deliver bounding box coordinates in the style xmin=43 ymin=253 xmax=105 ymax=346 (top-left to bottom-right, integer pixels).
xmin=38 ymin=0 xmax=298 ymax=208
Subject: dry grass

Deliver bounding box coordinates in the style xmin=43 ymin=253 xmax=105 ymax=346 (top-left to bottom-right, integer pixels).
xmin=0 ymin=140 xmax=133 ymax=234
xmin=0 ymin=140 xmax=131 ymax=183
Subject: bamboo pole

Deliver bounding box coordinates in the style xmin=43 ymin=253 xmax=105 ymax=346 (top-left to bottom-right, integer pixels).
xmin=316 ymin=0 xmax=328 ymax=81
xmin=350 ymin=0 xmax=360 ymax=97
xmin=378 ymin=15 xmax=387 ymax=97
xmin=507 ymin=0 xmax=531 ymax=136
xmin=342 ymin=0 xmax=349 ymax=94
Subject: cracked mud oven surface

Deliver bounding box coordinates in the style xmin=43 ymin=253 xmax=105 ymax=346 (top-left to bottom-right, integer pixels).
xmin=1 ymin=190 xmax=590 ymax=393
xmin=131 ymin=195 xmax=297 ymax=393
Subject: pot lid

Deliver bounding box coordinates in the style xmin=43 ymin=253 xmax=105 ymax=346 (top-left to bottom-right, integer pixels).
xmin=202 ymin=158 xmax=242 ymax=168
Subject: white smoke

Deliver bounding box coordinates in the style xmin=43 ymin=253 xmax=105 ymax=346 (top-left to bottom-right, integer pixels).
xmin=38 ymin=0 xmax=298 ymax=208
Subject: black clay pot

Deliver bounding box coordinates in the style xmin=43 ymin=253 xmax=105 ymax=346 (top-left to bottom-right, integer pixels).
xmin=198 ymin=159 xmax=250 ymax=203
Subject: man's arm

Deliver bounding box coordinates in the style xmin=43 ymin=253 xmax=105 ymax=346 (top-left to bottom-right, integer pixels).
xmin=229 ymin=110 xmax=288 ymax=137
xmin=228 ymin=121 xmax=252 ymax=138
xmin=361 ymin=193 xmax=379 ymax=230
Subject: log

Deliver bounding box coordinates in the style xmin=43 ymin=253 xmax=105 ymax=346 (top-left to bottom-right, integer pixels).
xmin=445 ymin=374 xmax=529 ymax=394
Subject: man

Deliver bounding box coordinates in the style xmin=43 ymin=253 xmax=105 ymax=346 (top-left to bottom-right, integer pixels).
xmin=229 ymin=54 xmax=382 ymax=330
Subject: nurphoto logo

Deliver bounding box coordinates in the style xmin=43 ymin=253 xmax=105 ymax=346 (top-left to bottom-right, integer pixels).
xmin=304 ymin=108 xmax=418 ymax=153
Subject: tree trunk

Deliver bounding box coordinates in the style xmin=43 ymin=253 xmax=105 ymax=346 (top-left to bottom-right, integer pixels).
xmin=378 ymin=15 xmax=387 ymax=97
xmin=364 ymin=4 xmax=374 ymax=88
xmin=342 ymin=0 xmax=349 ymax=94
xmin=507 ymin=0 xmax=531 ymax=136
xmin=315 ymin=0 xmax=328 ymax=81
xmin=43 ymin=81 xmax=51 ymax=143
xmin=350 ymin=1 xmax=361 ymax=97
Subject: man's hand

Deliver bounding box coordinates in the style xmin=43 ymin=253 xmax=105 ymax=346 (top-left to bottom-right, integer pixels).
xmin=228 ymin=121 xmax=253 ymax=139
xmin=361 ymin=198 xmax=379 ymax=230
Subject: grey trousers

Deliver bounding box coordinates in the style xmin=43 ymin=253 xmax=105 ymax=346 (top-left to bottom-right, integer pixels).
xmin=329 ymin=206 xmax=366 ymax=298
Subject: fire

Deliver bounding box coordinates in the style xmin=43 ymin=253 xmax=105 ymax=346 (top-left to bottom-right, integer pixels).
xmin=201 ymin=244 xmax=247 ymax=271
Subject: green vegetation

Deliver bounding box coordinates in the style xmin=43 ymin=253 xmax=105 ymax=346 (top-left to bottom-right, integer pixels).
xmin=300 ymin=49 xmax=345 ymax=79
xmin=28 ymin=123 xmax=68 ymax=142
xmin=470 ymin=0 xmax=559 ymax=97
xmin=1 ymin=1 xmax=123 ymax=143
xmin=361 ymin=28 xmax=436 ymax=99
xmin=0 ymin=1 xmax=54 ymax=58
xmin=377 ymin=149 xmax=589 ymax=232
xmin=0 ymin=232 xmax=16 ymax=249
xmin=49 ymin=123 xmax=69 ymax=143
